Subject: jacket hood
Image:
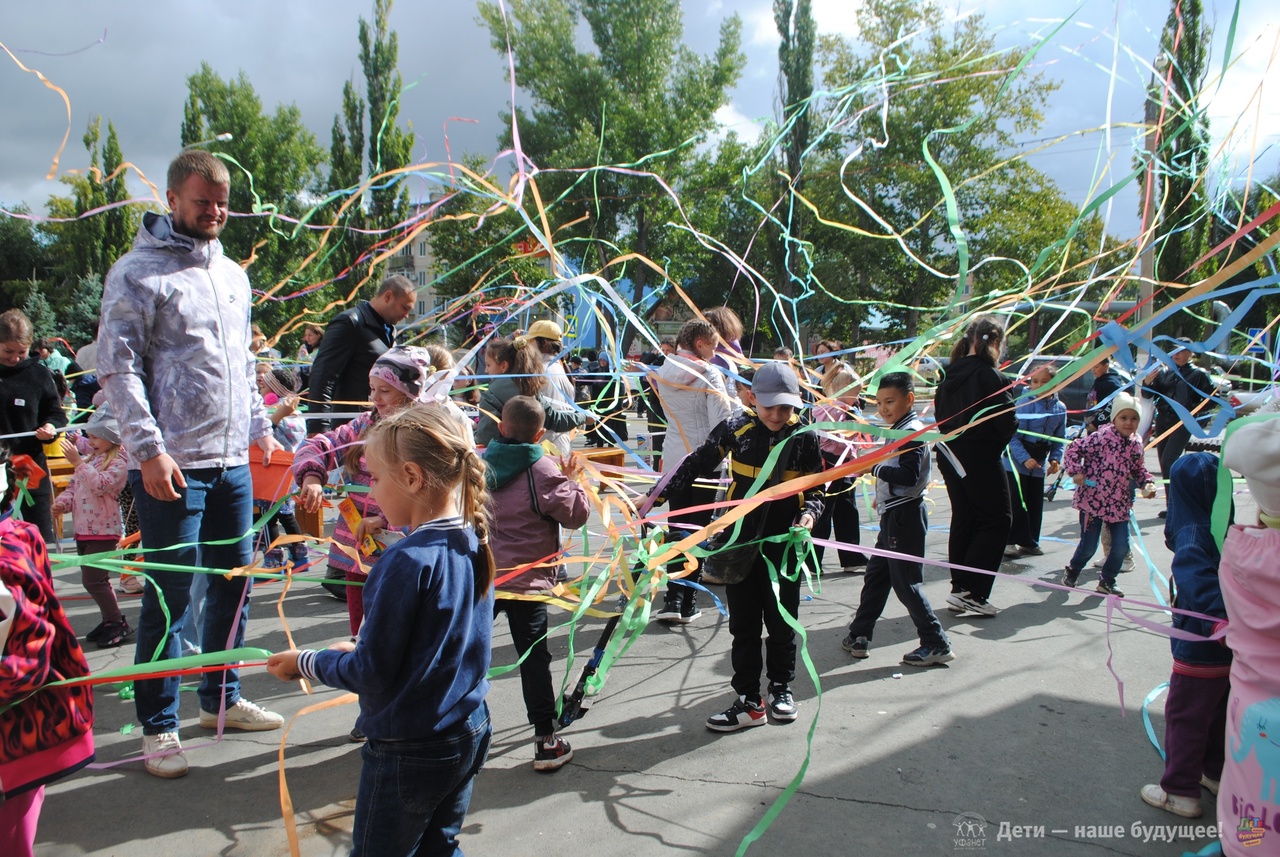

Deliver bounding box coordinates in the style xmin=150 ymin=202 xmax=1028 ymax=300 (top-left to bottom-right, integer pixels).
xmin=482 ymin=438 xmax=544 ymax=490
xmin=939 ymin=354 xmax=996 ymax=390
xmin=135 ymin=212 xmax=222 ymax=262
xmin=1164 ymin=452 xmax=1229 ymax=551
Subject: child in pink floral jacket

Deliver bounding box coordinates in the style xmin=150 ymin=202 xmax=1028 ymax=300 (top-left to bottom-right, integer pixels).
xmin=1061 ymin=393 xmax=1155 ymax=597
xmin=50 ymin=409 xmax=131 ymax=647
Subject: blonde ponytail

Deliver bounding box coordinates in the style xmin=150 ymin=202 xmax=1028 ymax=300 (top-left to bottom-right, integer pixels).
xmin=364 ymin=405 xmax=495 ymax=596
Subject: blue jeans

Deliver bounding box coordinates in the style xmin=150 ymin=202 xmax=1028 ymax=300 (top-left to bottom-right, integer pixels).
xmin=1068 ymin=512 xmax=1129 ymax=585
xmin=351 ymin=703 xmax=491 ymax=857
xmin=130 ymin=466 xmax=255 ymax=734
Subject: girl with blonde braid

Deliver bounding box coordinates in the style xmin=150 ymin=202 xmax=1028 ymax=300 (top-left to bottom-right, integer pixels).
xmin=269 ymin=405 xmax=495 ymax=856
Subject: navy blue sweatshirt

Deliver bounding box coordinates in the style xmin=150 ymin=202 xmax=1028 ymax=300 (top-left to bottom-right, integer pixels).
xmin=298 ymin=516 xmax=493 ymax=739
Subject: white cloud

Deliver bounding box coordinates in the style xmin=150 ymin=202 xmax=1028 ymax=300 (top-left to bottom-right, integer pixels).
xmin=714 ymin=102 xmax=767 ymax=142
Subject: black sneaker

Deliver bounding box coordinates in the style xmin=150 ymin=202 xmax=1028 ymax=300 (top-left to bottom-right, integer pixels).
xmin=767 ymin=684 xmax=798 ymax=721
xmin=902 ymin=645 xmax=955 ymax=667
xmin=1096 ymin=581 xmax=1125 ymax=597
xmin=85 ymin=621 xmax=110 ymax=643
xmin=678 ymin=597 xmax=701 ymax=624
xmin=654 ymin=598 xmax=683 ymax=623
xmin=706 ymin=696 xmax=767 ymax=732
xmin=534 ymin=735 xmax=573 ymax=772
xmin=841 ymin=635 xmax=871 ymax=659
xmin=1063 ymin=566 xmax=1080 ymax=588
xmin=96 ymin=618 xmax=135 ymax=649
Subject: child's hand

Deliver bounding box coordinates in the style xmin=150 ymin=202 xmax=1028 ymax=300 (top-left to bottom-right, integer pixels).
xmin=61 ymin=438 xmax=83 ymax=466
xmin=1047 ymin=460 xmax=1060 ymax=475
xmin=299 ymin=478 xmax=325 ymax=513
xmin=1071 ymin=473 xmax=1085 ymax=486
xmin=355 ymin=515 xmax=385 ymax=544
xmin=266 ymin=650 xmax=302 ymax=681
xmin=1141 ymin=482 xmax=1157 ymax=499
xmin=560 ymin=453 xmax=583 ymax=479
xmin=328 ymin=640 xmax=356 ymax=654
xmin=274 ymin=396 xmax=300 ymax=419
xmin=796 ymin=513 xmax=816 ymax=531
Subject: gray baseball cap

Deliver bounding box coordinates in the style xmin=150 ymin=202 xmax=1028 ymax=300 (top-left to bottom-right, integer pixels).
xmin=752 ymin=361 xmax=803 ymax=409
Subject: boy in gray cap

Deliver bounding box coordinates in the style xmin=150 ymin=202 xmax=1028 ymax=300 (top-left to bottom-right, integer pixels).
xmin=650 ymin=361 xmax=825 ymax=731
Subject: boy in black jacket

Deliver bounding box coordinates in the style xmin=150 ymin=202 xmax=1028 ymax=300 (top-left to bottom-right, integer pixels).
xmin=841 ymin=373 xmax=952 ymax=666
xmin=651 ymin=362 xmax=824 ymax=731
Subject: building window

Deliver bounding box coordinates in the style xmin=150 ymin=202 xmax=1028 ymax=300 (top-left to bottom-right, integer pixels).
xmin=418 ymin=241 xmax=427 ymax=256
xmin=416 ymin=300 xmax=426 ymax=316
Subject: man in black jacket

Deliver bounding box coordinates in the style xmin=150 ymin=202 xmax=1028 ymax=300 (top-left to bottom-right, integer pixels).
xmin=306 ymin=275 xmax=416 ymax=432
xmin=1142 ymin=338 xmax=1216 ymax=512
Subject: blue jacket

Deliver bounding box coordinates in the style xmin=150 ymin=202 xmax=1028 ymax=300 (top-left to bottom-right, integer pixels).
xmin=298 ymin=516 xmax=493 ymax=739
xmin=1164 ymin=453 xmax=1231 ymax=667
xmin=1004 ymin=390 xmax=1067 ymax=477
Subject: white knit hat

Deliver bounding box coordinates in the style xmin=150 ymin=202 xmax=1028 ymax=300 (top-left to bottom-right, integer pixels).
xmin=1223 ymin=414 xmax=1280 ymax=519
xmin=1109 ymin=392 xmax=1141 ymax=420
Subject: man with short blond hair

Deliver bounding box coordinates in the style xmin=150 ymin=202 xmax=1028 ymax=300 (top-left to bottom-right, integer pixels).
xmin=99 ymin=148 xmax=285 ymax=779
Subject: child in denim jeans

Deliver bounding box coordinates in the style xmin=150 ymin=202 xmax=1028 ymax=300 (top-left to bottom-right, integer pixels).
xmin=269 ymin=406 xmax=494 ymax=856
xmin=1061 ymin=393 xmax=1156 ymax=597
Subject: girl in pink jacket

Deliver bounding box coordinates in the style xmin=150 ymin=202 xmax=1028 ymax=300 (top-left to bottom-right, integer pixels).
xmin=1061 ymin=393 xmax=1155 ymax=597
xmin=50 ymin=410 xmax=131 ymax=648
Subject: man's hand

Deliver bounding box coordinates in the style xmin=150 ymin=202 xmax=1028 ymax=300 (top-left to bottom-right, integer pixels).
xmin=299 ymin=477 xmax=325 ymax=514
xmin=255 ymin=433 xmax=284 ymax=466
xmin=34 ymin=423 xmax=57 ymax=442
xmin=796 ymin=512 xmax=816 ymax=531
xmin=328 ymin=640 xmax=356 ymax=654
xmin=1024 ymin=458 xmax=1040 ymax=471
xmin=141 ymin=453 xmax=186 ymax=501
xmin=266 ymin=650 xmax=302 ymax=681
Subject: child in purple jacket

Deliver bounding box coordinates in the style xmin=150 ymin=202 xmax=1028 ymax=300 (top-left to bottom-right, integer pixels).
xmin=1061 ymin=393 xmax=1156 ymax=597
xmin=482 ymin=396 xmax=590 ymax=771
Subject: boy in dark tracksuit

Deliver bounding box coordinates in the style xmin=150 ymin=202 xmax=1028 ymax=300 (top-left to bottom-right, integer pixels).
xmin=652 ymin=362 xmax=824 ymax=731
xmin=841 ymin=373 xmax=952 ymax=666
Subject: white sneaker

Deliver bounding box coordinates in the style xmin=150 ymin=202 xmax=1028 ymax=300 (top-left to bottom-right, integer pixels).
xmin=842 ymin=564 xmax=867 ymax=574
xmin=1140 ymin=784 xmax=1202 ymax=818
xmin=945 ymin=592 xmax=969 ymax=613
xmin=952 ymin=592 xmax=999 ymax=616
xmin=142 ymin=732 xmax=188 ymax=779
xmin=1200 ymin=775 xmax=1220 ymax=795
xmin=200 ymin=698 xmax=284 ymax=731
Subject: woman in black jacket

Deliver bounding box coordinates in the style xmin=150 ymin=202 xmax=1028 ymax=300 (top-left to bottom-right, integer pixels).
xmin=0 ymin=310 xmax=68 ymax=543
xmin=933 ymin=315 xmax=1018 ymax=616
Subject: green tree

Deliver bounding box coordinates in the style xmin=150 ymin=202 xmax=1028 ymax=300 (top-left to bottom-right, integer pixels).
xmin=321 ymin=0 xmax=417 ymax=298
xmin=1145 ymin=0 xmax=1213 ymax=291
xmin=770 ymin=0 xmax=816 ymax=311
xmin=812 ymin=0 xmax=1060 ymax=339
xmin=22 ymin=289 xmax=57 ymax=340
xmin=60 ymin=273 xmax=104 ymax=348
xmin=0 ymin=205 xmax=51 ymax=309
xmin=40 ymin=117 xmax=143 ymax=290
xmin=477 ymin=0 xmax=745 ymax=352
xmin=180 ymin=63 xmax=330 ymax=342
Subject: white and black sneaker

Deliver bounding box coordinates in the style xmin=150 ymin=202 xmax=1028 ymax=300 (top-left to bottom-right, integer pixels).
xmin=706 ymin=695 xmax=767 ymax=732
xmin=767 ymin=684 xmax=798 ymax=721
xmin=902 ymin=645 xmax=955 ymax=667
xmin=654 ymin=599 xmax=683 ymax=622
xmin=949 ymin=592 xmax=999 ymax=616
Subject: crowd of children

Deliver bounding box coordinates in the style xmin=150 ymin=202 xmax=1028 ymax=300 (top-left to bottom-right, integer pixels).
xmin=10 ymin=298 xmax=1280 ymax=856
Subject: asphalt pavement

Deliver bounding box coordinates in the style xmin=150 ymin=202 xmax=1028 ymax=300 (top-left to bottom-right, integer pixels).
xmin=34 ymin=440 xmax=1245 ymax=857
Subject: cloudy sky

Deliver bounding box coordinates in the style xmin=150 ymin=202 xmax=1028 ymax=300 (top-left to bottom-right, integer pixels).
xmin=2 ymin=0 xmax=1277 ymax=243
